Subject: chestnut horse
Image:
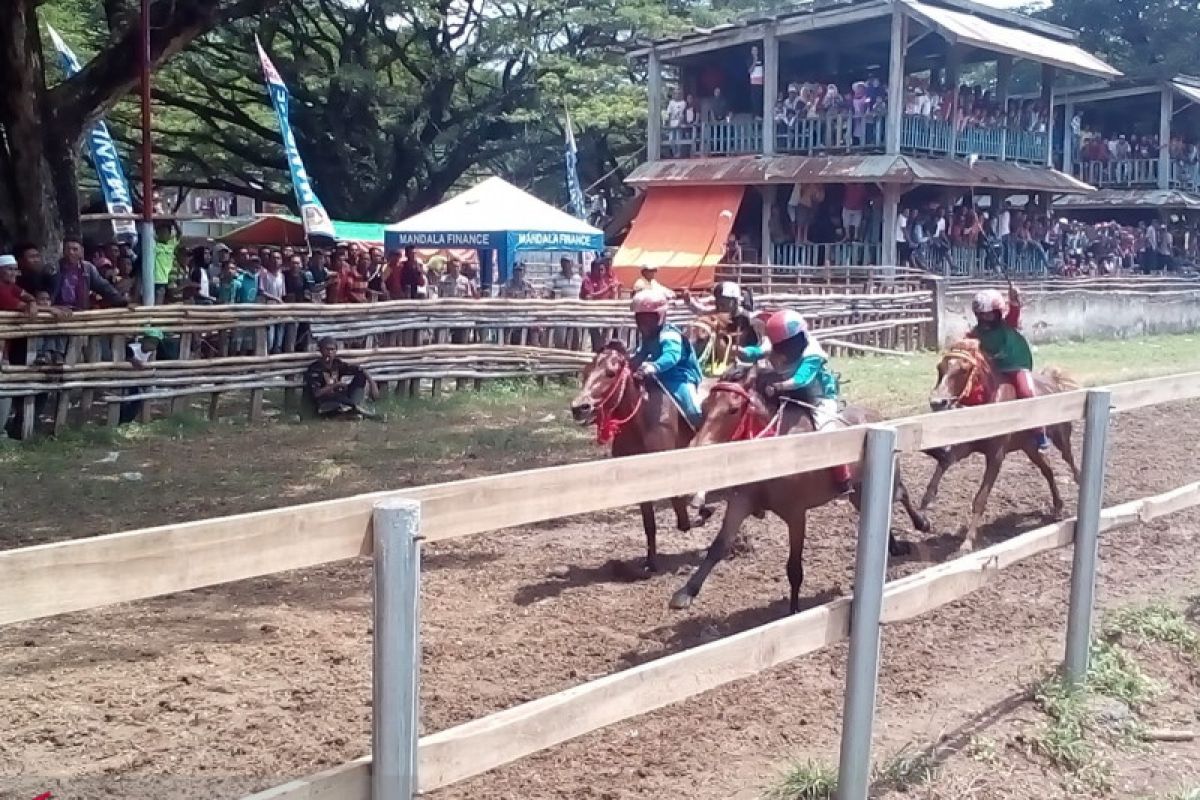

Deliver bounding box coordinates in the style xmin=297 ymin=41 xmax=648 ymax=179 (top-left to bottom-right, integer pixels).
xmin=670 ymin=367 xmax=931 ymax=614
xmin=570 ymin=342 xmax=713 ymax=571
xmin=924 ymin=338 xmax=1081 ymax=553
xmin=687 ymin=313 xmax=739 ymax=378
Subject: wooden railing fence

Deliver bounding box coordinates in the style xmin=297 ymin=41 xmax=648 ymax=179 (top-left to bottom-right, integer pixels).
xmin=0 ymin=292 xmax=938 ymax=436
xmin=2 ymin=371 xmax=1200 ymax=799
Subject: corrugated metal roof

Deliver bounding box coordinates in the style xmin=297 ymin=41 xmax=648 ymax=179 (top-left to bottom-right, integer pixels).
xmin=901 ymin=0 xmax=1121 ymax=80
xmin=1171 ymin=81 xmax=1200 ymax=107
xmin=625 ymin=155 xmax=1096 ymax=194
xmin=1056 ymin=189 xmax=1200 ymax=210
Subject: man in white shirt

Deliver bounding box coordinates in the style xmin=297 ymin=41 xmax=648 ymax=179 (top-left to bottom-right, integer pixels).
xmin=896 ymin=208 xmax=910 ymax=265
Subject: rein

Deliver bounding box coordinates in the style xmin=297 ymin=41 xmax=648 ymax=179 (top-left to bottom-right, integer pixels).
xmin=593 ymin=361 xmax=644 ymax=445
xmin=943 ymin=345 xmax=994 ymax=407
xmin=710 ymin=382 xmax=783 ymax=441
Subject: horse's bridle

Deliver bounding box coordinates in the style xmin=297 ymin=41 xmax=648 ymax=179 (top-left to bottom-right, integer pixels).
xmin=709 ymin=382 xmax=782 ymax=441
xmin=591 ymin=357 xmax=644 ymax=444
xmin=940 ymin=346 xmax=989 ymax=407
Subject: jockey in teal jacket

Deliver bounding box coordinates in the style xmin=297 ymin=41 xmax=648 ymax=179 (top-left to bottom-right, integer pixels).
xmin=630 ymin=289 xmax=704 ymax=426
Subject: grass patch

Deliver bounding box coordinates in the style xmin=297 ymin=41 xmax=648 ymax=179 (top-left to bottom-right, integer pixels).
xmin=872 ymin=743 xmax=939 ymax=791
xmin=1028 ymin=638 xmax=1161 ymax=794
xmin=762 ymin=760 xmax=837 ymax=800
xmin=1104 ymin=604 xmax=1200 ymax=659
xmin=1164 ymin=789 xmax=1200 ymax=800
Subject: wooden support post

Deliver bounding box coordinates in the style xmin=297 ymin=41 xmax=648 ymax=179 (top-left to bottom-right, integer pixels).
xmin=53 ymin=337 xmax=81 ymax=436
xmin=1062 ymin=100 xmax=1076 ymax=177
xmin=996 ymin=55 xmax=1012 ymax=113
xmin=248 ymin=327 xmax=268 ymax=423
xmin=1041 ymin=64 xmax=1055 ymax=168
xmin=762 ymin=29 xmax=778 ymax=156
xmin=1159 ymin=85 xmax=1173 ymax=190
xmin=79 ymin=337 xmax=101 ymax=423
xmin=944 ymin=44 xmax=963 ymax=156
xmin=760 ymin=185 xmax=774 ymax=266
xmin=923 ymin=275 xmax=945 ymax=350
xmin=19 ymin=337 xmax=38 ymax=439
xmin=207 ymin=391 xmax=221 ymax=422
xmin=170 ymin=333 xmax=193 ymax=416
xmin=885 ymin=6 xmax=906 ymax=154
xmin=881 ymin=184 xmax=901 ymax=278
xmin=106 ymin=335 xmax=126 ymax=427
xmin=647 ymin=50 xmax=663 ymax=162
xmin=283 ymin=324 xmax=300 ymax=412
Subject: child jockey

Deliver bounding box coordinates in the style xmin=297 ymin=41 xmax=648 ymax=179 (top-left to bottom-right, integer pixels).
xmin=759 ymin=309 xmax=853 ymax=495
xmin=630 ymin=289 xmax=705 ymax=427
xmin=968 ymin=286 xmax=1049 ymax=450
xmin=684 ymin=280 xmax=744 ymax=316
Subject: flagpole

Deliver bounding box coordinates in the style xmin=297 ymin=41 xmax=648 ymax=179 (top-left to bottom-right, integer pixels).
xmin=138 ymin=0 xmax=156 ymax=307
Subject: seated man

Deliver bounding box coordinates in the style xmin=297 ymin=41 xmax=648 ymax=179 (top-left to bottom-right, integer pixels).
xmin=303 ymin=337 xmax=379 ymax=419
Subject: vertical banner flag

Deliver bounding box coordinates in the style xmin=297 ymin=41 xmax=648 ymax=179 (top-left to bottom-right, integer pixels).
xmin=564 ymin=109 xmax=587 ymax=220
xmin=47 ymin=25 xmax=136 ymax=242
xmin=255 ymin=37 xmax=336 ymax=241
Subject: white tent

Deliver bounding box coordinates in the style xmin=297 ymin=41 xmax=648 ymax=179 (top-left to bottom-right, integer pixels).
xmin=384 ymin=177 xmax=603 ymax=281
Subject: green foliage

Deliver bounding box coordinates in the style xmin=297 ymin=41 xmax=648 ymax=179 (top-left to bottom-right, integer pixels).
xmin=762 ymin=760 xmax=837 ymax=800
xmin=1037 ymin=0 xmax=1200 ymax=80
xmin=1104 ymin=604 xmax=1200 ymax=659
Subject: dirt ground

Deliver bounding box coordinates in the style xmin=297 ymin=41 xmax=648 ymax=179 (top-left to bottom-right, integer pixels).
xmin=1 ymin=393 xmax=1199 ymax=798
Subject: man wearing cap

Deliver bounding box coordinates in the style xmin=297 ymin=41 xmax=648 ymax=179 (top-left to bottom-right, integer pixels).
xmin=302 ymin=337 xmax=379 ymax=419
xmin=632 ymin=265 xmax=667 ymax=295
xmin=0 ymin=255 xmax=33 ymax=314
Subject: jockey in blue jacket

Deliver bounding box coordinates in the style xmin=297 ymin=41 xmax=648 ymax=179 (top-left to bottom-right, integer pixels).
xmin=630 ymin=289 xmax=704 ymax=426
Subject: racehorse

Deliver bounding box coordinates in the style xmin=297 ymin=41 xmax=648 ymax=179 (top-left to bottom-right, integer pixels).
xmin=686 ymin=313 xmax=739 ymax=378
xmin=923 ymin=338 xmax=1082 ymax=553
xmin=570 ymin=342 xmax=713 ymax=571
xmin=669 ymin=366 xmax=931 ymax=614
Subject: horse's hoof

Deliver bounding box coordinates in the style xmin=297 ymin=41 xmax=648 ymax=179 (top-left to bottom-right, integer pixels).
xmin=888 ymin=539 xmax=913 ymax=558
xmin=676 ymin=519 xmax=691 ymax=533
xmin=669 ymin=590 xmax=694 ymax=610
xmin=956 ymin=539 xmax=976 ymax=555
xmin=644 ymin=558 xmax=660 ymax=573
xmin=698 ymin=505 xmax=715 ymax=523
xmin=913 ymin=514 xmax=933 ymax=534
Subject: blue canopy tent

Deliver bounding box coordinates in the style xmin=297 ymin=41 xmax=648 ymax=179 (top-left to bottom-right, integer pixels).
xmin=384 ymin=176 xmax=604 ymax=287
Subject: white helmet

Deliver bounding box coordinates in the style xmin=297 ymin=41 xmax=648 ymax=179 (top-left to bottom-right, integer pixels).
xmin=715 ymin=281 xmax=741 ymax=300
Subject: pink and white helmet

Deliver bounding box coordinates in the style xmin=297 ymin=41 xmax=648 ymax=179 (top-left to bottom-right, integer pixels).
xmin=971 ymin=289 xmax=1006 ymax=315
xmin=631 ymin=289 xmax=670 ymax=323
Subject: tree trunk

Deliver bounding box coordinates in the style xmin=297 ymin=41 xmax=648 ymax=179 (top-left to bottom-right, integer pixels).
xmin=0 ymin=0 xmax=65 ymax=250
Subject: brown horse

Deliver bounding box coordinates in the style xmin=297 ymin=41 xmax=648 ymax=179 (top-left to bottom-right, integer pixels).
xmin=686 ymin=313 xmax=739 ymax=378
xmin=923 ymin=338 xmax=1081 ymax=553
xmin=569 ymin=342 xmax=713 ymax=571
xmin=669 ymin=366 xmax=931 ymax=614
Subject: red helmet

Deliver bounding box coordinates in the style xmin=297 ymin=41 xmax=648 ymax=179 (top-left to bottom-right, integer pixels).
xmin=764 ymin=309 xmax=808 ymax=346
xmin=631 ymin=289 xmax=670 ymax=323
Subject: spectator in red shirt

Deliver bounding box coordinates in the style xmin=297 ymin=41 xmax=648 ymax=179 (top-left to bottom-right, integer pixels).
xmin=842 ymin=183 xmax=868 ymax=242
xmin=331 ymin=254 xmax=367 ymax=303
xmin=390 ymin=247 xmax=426 ymax=300
xmin=0 ymin=255 xmax=32 ymax=313
xmin=580 ymin=258 xmax=617 ymax=300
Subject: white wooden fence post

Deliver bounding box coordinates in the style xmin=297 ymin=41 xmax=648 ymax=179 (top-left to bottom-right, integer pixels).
xmin=372 ymin=499 xmax=423 ymax=800
xmin=836 ymin=425 xmax=898 ymax=800
xmin=1064 ymin=389 xmax=1113 ymax=685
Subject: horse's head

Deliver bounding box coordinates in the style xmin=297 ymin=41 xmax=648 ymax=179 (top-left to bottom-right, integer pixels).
xmin=930 ymin=339 xmax=990 ymax=411
xmin=692 ymin=366 xmax=770 ymax=447
xmin=570 ymin=341 xmax=631 ymax=424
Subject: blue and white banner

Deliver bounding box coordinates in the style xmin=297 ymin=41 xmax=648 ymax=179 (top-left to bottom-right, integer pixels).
xmin=385 ymin=229 xmax=603 ymax=252
xmin=256 ymin=37 xmax=336 ymax=242
xmin=47 ymin=25 xmax=136 ymax=242
xmin=564 ymin=110 xmax=587 ymax=220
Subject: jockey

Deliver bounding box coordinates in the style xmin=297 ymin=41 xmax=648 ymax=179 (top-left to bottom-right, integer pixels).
xmin=630 ymin=289 xmax=704 ymax=426
xmin=761 ymin=309 xmax=853 ymax=495
xmin=685 ymin=280 xmax=743 ymax=316
xmin=968 ymin=286 xmax=1049 ymax=450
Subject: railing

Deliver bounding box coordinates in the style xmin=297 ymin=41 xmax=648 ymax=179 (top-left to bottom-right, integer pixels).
xmin=3 ymin=370 xmax=1200 ymax=799
xmin=775 ymin=114 xmax=886 ymax=155
xmin=914 ymin=242 xmax=1049 ymax=278
xmin=1074 ymin=158 xmax=1161 ymax=188
xmin=661 ymin=114 xmax=1048 ymax=163
xmin=773 ymin=241 xmax=883 ymax=267
xmin=662 ymin=120 xmax=762 ymax=157
xmin=0 ymin=293 xmax=939 ymax=436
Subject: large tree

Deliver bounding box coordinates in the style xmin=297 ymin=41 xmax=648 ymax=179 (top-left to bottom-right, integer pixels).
xmin=1037 ymin=0 xmax=1200 ymax=80
xmin=0 ymin=0 xmax=286 ymax=249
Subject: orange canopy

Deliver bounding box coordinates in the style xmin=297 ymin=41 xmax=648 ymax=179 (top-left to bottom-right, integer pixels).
xmin=613 ymin=185 xmax=745 ymax=290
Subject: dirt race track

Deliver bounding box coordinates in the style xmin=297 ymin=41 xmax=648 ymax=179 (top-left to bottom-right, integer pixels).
xmin=2 ymin=401 xmax=1199 ymax=800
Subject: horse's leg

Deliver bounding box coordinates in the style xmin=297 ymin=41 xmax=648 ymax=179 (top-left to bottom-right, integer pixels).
xmin=671 ymin=494 xmax=710 ymax=531
xmin=639 ymin=502 xmax=660 ymax=572
xmin=893 ymin=460 xmax=932 ymax=535
xmin=1023 ymin=442 xmax=1065 ymax=518
xmin=785 ymin=510 xmax=809 ymax=614
xmin=919 ymin=445 xmax=966 ymax=510
xmin=669 ymin=490 xmax=755 ymax=610
xmin=961 ymin=448 xmax=1005 ymax=553
xmin=1052 ymin=422 xmax=1081 ymax=485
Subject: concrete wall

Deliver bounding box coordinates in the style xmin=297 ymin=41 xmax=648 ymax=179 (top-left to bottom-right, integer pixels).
xmin=941 ymin=288 xmax=1200 ymax=345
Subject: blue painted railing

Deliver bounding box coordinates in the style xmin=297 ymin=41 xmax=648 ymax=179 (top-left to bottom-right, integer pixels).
xmin=773 ymin=241 xmax=883 ymax=267
xmin=916 ymin=243 xmax=1049 ymax=277
xmin=662 ymin=115 xmax=1049 ymax=164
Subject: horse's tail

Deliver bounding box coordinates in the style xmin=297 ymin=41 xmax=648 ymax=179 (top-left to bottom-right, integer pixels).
xmin=1041 ymin=365 xmax=1080 ymax=393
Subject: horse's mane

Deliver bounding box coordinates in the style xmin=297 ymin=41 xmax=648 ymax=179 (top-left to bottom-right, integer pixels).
xmin=599 ymin=339 xmax=629 ymax=357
